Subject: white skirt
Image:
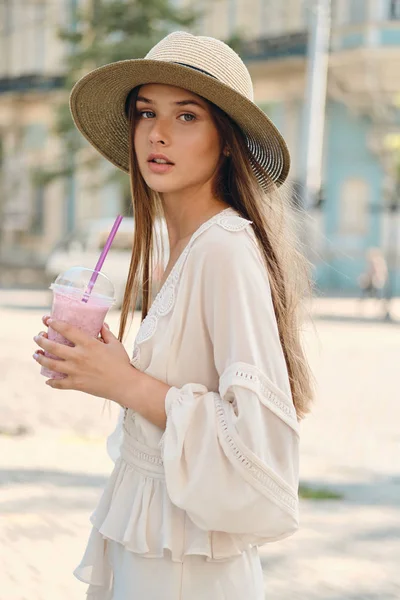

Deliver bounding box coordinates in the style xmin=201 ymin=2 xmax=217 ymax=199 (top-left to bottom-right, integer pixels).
xmin=75 ymin=415 xmax=267 ymax=599
xmin=107 ymin=542 xmax=264 ymax=600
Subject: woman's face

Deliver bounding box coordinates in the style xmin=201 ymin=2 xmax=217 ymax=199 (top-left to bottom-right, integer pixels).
xmin=133 ymin=84 xmax=222 ymax=195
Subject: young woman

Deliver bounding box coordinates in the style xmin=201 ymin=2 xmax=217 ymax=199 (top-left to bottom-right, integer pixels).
xmin=33 ymin=32 xmax=313 ymax=600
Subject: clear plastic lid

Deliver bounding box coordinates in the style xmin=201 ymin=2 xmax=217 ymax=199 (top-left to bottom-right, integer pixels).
xmin=50 ymin=266 xmax=115 ymax=305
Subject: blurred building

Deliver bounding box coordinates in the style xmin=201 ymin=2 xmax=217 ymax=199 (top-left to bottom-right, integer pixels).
xmin=1 ymin=0 xmax=400 ymax=294
xmin=201 ymin=0 xmax=400 ymax=294
xmin=0 ymin=0 xmax=67 ymax=283
xmin=0 ymin=0 xmax=121 ymax=286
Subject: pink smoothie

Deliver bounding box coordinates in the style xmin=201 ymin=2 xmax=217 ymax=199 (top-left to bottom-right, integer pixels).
xmin=41 ymin=285 xmax=113 ymax=380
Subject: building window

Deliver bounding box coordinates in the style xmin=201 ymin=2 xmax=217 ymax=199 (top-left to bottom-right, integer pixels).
xmin=339 ymin=178 xmax=369 ymax=235
xmin=30 ymin=185 xmax=45 ymax=235
xmin=23 ymin=123 xmax=47 ymax=151
xmin=390 ymin=0 xmax=400 ymax=19
xmin=260 ymin=0 xmax=285 ymax=36
xmin=348 ymin=0 xmax=366 ymax=23
xmin=35 ymin=1 xmax=47 ymax=71
xmin=0 ymin=135 xmax=3 ymax=170
xmin=228 ymin=0 xmax=237 ymax=36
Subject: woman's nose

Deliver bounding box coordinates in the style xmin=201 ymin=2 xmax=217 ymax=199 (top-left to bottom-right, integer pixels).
xmin=149 ymin=119 xmax=170 ymax=146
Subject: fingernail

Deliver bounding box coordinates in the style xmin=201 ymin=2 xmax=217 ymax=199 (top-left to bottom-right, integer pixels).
xmin=33 ymin=353 xmax=39 ymax=360
xmin=48 ymin=318 xmax=53 ymax=325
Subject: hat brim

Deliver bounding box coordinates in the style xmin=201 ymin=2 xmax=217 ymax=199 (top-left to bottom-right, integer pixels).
xmin=69 ymin=59 xmax=290 ymax=188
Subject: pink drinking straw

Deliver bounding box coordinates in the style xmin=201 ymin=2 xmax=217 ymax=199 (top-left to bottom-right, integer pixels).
xmin=82 ymin=215 xmax=124 ymax=303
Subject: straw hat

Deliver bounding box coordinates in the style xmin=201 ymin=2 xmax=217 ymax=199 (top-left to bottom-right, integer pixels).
xmin=69 ymin=31 xmax=290 ymax=189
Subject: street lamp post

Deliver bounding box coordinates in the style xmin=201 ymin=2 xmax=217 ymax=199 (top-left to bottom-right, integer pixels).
xmin=383 ymin=186 xmax=400 ymax=321
xmin=301 ymin=0 xmax=331 ymax=212
xmin=380 ymin=136 xmax=400 ymax=322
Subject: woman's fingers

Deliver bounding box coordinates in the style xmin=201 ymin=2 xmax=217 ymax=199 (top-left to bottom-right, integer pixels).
xmin=32 ymin=351 xmax=70 ymax=375
xmin=33 ymin=333 xmax=73 ymax=360
xmin=42 ymin=315 xmax=51 ymax=327
xmin=45 ymin=319 xmax=89 ymax=347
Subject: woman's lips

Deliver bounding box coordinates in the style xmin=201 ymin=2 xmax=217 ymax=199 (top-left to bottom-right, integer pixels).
xmin=147 ymin=161 xmax=175 ymax=174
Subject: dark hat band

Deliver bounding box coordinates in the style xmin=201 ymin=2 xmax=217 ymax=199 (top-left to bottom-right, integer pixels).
xmin=124 ymin=62 xmax=217 ymax=117
xmin=173 ymin=62 xmax=217 ymax=79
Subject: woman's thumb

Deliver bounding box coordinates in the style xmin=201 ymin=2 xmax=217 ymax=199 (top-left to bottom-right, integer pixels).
xmin=101 ymin=322 xmax=114 ymax=340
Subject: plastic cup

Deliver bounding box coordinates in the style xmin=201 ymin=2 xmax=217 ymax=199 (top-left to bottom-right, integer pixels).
xmin=41 ymin=266 xmax=115 ymax=380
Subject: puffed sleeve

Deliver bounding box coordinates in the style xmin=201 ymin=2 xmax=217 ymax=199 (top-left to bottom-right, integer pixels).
xmin=161 ymin=227 xmax=301 ymax=543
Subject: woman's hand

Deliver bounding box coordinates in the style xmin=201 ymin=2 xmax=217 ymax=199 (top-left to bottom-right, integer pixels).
xmin=33 ymin=317 xmax=135 ymax=403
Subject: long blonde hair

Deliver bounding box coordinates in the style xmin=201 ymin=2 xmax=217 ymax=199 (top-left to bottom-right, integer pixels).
xmin=119 ymin=87 xmax=315 ymax=419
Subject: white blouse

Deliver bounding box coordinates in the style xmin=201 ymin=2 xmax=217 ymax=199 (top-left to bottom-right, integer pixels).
xmin=74 ymin=207 xmax=300 ymax=596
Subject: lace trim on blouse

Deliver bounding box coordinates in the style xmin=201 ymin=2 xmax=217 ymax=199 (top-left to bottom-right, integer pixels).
xmin=163 ymin=361 xmax=299 ymax=517
xmin=130 ymin=208 xmax=252 ymax=369
xmin=219 ymin=362 xmax=299 ymax=434
xmin=214 ymin=391 xmax=298 ymax=515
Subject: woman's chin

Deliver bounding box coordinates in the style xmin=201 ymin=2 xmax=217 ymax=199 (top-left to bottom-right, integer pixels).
xmin=144 ymin=177 xmax=185 ymax=195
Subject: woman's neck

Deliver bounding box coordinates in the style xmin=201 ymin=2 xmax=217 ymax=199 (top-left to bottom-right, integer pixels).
xmin=161 ymin=188 xmax=230 ymax=249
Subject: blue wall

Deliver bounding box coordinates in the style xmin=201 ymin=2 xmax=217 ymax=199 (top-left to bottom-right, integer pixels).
xmin=340 ymin=32 xmax=365 ymax=49
xmin=380 ymin=28 xmax=400 ymax=45
xmin=260 ymin=97 xmax=400 ymax=295
xmin=317 ymin=101 xmax=384 ymax=292
xmin=260 ymin=102 xmax=285 ymax=133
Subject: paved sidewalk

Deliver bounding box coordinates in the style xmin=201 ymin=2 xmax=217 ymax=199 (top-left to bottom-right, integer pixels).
xmin=0 ymin=302 xmax=399 ymax=599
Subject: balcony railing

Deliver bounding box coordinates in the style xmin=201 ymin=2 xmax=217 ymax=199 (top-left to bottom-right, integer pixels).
xmin=0 ymin=74 xmax=65 ymax=94
xmin=241 ymin=32 xmax=308 ymax=61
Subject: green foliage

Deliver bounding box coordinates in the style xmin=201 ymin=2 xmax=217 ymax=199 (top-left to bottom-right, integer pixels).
xmin=34 ymin=0 xmax=201 ymax=193
xmin=299 ymin=484 xmax=343 ymax=501
xmin=56 ymin=0 xmax=195 ymax=143
xmin=60 ymin=0 xmax=200 ymax=75
xmin=225 ymin=31 xmax=246 ymax=55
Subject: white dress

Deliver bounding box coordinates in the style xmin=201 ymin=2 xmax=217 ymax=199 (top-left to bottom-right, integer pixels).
xmin=74 ymin=208 xmax=300 ymax=599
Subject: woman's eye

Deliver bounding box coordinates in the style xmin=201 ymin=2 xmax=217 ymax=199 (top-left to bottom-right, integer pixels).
xmin=179 ymin=113 xmax=196 ymax=122
xmin=139 ymin=110 xmax=155 ymax=119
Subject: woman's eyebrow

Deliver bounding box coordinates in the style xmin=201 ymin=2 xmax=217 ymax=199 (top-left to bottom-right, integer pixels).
xmin=174 ymin=99 xmax=206 ymax=110
xmin=136 ymin=95 xmax=152 ymax=104
xmin=136 ymin=96 xmax=205 ymax=110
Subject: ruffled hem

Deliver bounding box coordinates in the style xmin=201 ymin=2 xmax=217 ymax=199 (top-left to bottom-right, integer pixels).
xmin=85 ymin=584 xmax=113 ymax=600
xmin=73 ymin=425 xmax=279 ymax=594
xmin=73 ymin=527 xmax=113 ymax=599
xmin=74 ymin=452 xmax=261 ymax=589
xmin=101 ymin=455 xmax=259 ymax=560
